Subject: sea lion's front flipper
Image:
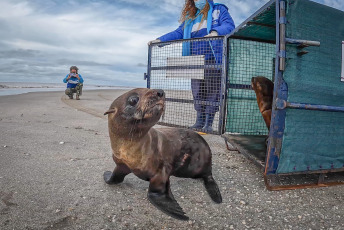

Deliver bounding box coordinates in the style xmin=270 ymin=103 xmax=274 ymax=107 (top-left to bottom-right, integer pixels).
xmin=261 ymin=109 xmax=272 ymax=130
xmin=148 ymin=177 xmax=189 ymax=220
xmin=104 ymin=164 xmax=131 ymax=185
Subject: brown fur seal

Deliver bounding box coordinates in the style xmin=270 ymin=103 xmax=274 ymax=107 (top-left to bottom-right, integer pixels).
xmin=251 ymin=77 xmax=274 ymax=130
xmin=103 ymin=88 xmax=222 ymax=220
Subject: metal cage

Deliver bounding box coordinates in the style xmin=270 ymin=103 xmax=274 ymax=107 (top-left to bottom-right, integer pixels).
xmin=145 ymin=0 xmax=344 ymax=190
xmin=222 ymin=0 xmax=344 ymax=190
xmin=145 ymin=36 xmax=228 ymax=135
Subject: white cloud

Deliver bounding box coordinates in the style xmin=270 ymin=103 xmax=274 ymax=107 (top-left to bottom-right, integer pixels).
xmin=0 ymin=0 xmax=343 ymax=86
xmin=323 ymin=0 xmax=344 ymax=10
xmin=0 ymin=0 xmax=161 ymax=86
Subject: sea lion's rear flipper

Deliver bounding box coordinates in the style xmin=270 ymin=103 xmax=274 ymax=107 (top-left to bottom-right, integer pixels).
xmin=103 ymin=164 xmax=131 ymax=185
xmin=148 ymin=178 xmax=189 ymax=220
xmin=203 ymin=175 xmax=222 ymax=203
xmin=148 ymin=192 xmax=189 ymax=220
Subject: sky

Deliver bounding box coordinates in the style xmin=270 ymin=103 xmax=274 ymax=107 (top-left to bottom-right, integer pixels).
xmin=0 ymin=0 xmax=343 ymax=87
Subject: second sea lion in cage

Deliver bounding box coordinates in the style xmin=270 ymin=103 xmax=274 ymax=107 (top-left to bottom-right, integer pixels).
xmin=251 ymin=76 xmax=274 ymax=130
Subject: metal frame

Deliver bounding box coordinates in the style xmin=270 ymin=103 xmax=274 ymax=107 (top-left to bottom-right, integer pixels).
xmin=264 ymin=0 xmax=287 ymax=176
xmin=276 ymin=99 xmax=344 ymax=112
xmin=219 ymin=38 xmax=228 ymax=134
xmin=342 ymin=41 xmax=344 ymax=81
xmin=144 ymin=44 xmax=152 ymax=88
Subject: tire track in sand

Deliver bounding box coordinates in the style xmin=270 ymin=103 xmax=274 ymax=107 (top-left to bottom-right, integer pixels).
xmin=97 ymin=93 xmax=113 ymax=101
xmin=61 ymin=95 xmax=106 ymax=120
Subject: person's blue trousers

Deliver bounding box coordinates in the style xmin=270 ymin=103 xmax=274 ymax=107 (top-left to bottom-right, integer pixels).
xmin=191 ymin=69 xmax=222 ymax=114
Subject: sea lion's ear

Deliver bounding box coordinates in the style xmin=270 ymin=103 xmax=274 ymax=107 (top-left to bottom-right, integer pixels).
xmin=104 ymin=108 xmax=117 ymax=116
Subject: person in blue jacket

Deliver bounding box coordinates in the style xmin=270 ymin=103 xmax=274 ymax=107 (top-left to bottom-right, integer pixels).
xmin=63 ymin=66 xmax=84 ymax=100
xmin=149 ymin=0 xmax=235 ymax=132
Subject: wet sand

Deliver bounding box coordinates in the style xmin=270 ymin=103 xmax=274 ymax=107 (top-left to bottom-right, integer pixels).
xmin=0 ymin=90 xmax=343 ymax=229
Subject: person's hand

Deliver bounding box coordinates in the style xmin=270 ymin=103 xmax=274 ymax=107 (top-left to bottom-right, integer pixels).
xmin=75 ymin=74 xmax=80 ymax=79
xmin=148 ymin=39 xmax=161 ymax=46
xmin=204 ymin=31 xmax=218 ymax=37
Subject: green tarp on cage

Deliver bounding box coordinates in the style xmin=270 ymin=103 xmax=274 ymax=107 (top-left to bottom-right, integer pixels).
xmin=277 ymin=0 xmax=344 ymax=173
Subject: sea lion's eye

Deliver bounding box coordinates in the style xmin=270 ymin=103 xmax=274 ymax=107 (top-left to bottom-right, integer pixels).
xmin=128 ymin=96 xmax=139 ymax=106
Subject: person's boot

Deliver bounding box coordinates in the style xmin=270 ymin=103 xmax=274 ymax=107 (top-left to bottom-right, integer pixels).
xmin=69 ymin=94 xmax=73 ymax=99
xmin=76 ymin=94 xmax=80 ymax=100
xmin=202 ymin=113 xmax=215 ymax=133
xmin=189 ymin=112 xmax=205 ymax=129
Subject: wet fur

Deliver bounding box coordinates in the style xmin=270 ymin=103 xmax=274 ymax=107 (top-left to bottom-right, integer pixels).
xmin=104 ymin=88 xmax=222 ymax=220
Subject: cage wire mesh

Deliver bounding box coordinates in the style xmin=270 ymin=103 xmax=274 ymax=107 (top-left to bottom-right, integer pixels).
xmin=225 ymin=39 xmax=275 ymax=135
xmin=148 ymin=37 xmax=226 ymax=134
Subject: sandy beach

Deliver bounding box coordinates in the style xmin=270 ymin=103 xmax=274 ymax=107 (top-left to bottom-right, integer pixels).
xmin=0 ymin=89 xmax=343 ymax=230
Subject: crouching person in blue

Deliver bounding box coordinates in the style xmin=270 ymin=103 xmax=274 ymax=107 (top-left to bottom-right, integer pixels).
xmin=63 ymin=66 xmax=84 ymax=100
xmin=149 ymin=0 xmax=235 ymax=132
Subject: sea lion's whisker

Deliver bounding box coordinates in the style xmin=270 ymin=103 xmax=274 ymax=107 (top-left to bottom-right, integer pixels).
xmin=161 ymin=106 xmax=166 ymax=121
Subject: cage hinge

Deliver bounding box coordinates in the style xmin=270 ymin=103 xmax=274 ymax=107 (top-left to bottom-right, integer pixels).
xmin=275 ymin=98 xmax=287 ymax=110
xmin=144 ymin=73 xmax=148 ymax=80
xmin=279 ymin=50 xmax=286 ymax=58
xmin=279 ymin=17 xmax=287 ymax=24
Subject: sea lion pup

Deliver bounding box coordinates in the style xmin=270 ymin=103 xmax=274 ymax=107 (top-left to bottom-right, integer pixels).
xmin=251 ymin=76 xmax=274 ymax=130
xmin=103 ymin=88 xmax=222 ymax=220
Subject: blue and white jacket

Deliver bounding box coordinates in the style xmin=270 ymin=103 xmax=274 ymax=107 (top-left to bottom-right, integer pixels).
xmin=63 ymin=74 xmax=84 ymax=88
xmin=158 ymin=0 xmax=235 ymax=64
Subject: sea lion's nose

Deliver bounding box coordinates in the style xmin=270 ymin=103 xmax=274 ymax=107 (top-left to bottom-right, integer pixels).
xmin=156 ymin=89 xmax=165 ymax=98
